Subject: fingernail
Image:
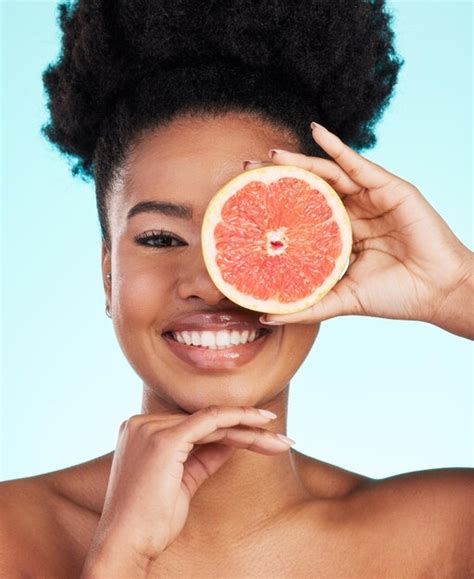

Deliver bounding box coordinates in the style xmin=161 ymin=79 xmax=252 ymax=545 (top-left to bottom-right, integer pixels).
xmin=310 ymin=121 xmax=326 ymax=131
xmin=268 ymin=149 xmax=288 ymax=159
xmin=257 ymin=409 xmax=277 ymax=419
xmin=276 ymin=433 xmax=296 ymax=446
xmin=243 ymin=160 xmax=263 ymax=169
xmin=259 ymin=315 xmax=284 ymax=325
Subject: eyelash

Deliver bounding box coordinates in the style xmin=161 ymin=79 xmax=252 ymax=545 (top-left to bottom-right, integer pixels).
xmin=134 ymin=229 xmax=185 ymax=249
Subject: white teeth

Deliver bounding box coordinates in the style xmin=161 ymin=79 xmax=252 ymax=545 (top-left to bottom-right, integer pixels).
xmin=239 ymin=330 xmax=249 ymax=345
xmin=230 ymin=330 xmax=241 ymax=346
xmin=201 ymin=331 xmax=216 ymax=348
xmin=216 ymin=330 xmax=231 ymax=347
xmin=170 ymin=329 xmax=264 ymax=349
xmin=182 ymin=331 xmax=192 ymax=346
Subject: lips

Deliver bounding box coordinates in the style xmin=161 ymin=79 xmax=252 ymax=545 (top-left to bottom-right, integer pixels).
xmin=159 ymin=309 xmax=275 ymax=370
xmin=161 ymin=326 xmax=273 ymax=370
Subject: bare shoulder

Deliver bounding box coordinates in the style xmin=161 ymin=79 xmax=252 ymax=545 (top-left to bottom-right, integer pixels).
xmin=0 ymin=476 xmax=57 ymax=575
xmin=0 ymin=466 xmax=101 ymax=577
xmin=346 ymin=466 xmax=474 ymax=577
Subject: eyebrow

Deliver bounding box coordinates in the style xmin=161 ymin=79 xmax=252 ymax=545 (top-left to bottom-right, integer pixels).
xmin=127 ymin=200 xmax=193 ymax=221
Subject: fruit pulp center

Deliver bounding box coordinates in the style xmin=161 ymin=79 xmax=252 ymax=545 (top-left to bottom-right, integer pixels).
xmin=266 ymin=228 xmax=288 ymax=256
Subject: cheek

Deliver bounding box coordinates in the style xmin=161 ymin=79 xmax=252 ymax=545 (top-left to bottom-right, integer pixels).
xmin=284 ymin=323 xmax=320 ymax=361
xmin=115 ymin=266 xmax=176 ymax=325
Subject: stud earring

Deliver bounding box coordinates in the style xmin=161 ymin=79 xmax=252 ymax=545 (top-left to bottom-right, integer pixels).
xmin=106 ymin=273 xmax=112 ymax=317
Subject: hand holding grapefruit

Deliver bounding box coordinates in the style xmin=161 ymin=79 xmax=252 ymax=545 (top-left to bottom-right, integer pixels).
xmin=242 ymin=122 xmax=472 ymax=338
xmin=201 ymin=164 xmax=353 ymax=315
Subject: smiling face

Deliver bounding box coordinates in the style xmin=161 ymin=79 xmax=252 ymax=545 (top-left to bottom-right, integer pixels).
xmin=102 ymin=111 xmax=320 ymax=413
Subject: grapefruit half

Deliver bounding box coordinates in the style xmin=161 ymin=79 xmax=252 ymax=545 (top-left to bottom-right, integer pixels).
xmin=201 ymin=164 xmax=352 ymax=314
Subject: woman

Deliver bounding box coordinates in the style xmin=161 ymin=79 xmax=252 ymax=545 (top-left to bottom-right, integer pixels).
xmin=1 ymin=1 xmax=472 ymax=577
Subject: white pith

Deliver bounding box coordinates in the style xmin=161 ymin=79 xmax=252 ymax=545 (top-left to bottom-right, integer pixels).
xmin=170 ymin=329 xmax=262 ymax=349
xmin=201 ymin=164 xmax=353 ymax=315
xmin=266 ymin=228 xmax=288 ymax=256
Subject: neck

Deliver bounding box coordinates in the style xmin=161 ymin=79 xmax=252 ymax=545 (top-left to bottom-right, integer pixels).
xmin=75 ymin=384 xmax=312 ymax=556
xmin=140 ymin=383 xmax=312 ymax=552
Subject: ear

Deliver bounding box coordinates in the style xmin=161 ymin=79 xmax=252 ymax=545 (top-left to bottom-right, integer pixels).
xmin=101 ymin=239 xmax=112 ymax=295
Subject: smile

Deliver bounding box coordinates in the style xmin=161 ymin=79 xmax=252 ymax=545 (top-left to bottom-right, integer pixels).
xmin=163 ymin=328 xmax=270 ymax=349
xmin=161 ymin=328 xmax=274 ymax=370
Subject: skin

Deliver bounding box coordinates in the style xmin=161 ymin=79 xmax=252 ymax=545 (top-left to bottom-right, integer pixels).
xmin=0 ymin=111 xmax=473 ymax=578
xmin=250 ymin=123 xmax=474 ymax=338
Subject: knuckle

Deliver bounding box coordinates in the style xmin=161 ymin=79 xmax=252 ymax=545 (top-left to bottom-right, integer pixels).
xmin=126 ymin=414 xmax=144 ymax=429
xmin=119 ymin=415 xmax=139 ymax=432
xmin=247 ymin=429 xmax=260 ymax=448
xmin=148 ymin=430 xmax=172 ymax=451
xmin=203 ymin=405 xmax=221 ymax=419
xmin=137 ymin=420 xmax=158 ymax=437
xmin=347 ymin=163 xmax=363 ymax=180
xmin=332 ymin=146 xmax=345 ymax=162
xmin=129 ymin=413 xmax=144 ymax=423
xmin=326 ymin=169 xmax=343 ymax=187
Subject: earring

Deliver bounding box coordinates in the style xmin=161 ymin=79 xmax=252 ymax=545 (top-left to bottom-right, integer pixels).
xmin=105 ymin=273 xmax=112 ymax=318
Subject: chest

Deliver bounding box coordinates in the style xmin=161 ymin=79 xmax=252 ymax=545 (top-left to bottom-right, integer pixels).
xmin=141 ymin=523 xmax=440 ymax=578
xmin=30 ymin=496 xmax=457 ymax=578
xmin=27 ymin=521 xmax=452 ymax=579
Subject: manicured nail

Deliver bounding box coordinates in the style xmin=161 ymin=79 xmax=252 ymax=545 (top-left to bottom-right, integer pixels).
xmin=276 ymin=433 xmax=296 ymax=446
xmin=259 ymin=316 xmax=284 ymax=325
xmin=243 ymin=160 xmax=263 ymax=169
xmin=268 ymin=149 xmax=288 ymax=159
xmin=310 ymin=121 xmax=326 ymax=131
xmin=257 ymin=409 xmax=277 ymax=419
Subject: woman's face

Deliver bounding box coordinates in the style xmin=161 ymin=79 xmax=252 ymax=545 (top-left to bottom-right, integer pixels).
xmin=103 ymin=112 xmax=320 ymax=413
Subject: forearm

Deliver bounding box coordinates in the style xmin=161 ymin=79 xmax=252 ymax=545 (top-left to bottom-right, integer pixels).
xmin=429 ymin=252 xmax=474 ymax=340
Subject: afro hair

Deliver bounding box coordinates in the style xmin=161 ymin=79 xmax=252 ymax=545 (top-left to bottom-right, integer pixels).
xmin=41 ymin=0 xmax=404 ymax=250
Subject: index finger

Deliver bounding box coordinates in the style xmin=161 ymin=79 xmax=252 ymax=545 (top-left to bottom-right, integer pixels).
xmin=310 ymin=122 xmax=398 ymax=190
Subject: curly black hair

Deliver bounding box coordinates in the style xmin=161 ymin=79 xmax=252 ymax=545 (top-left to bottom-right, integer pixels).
xmin=41 ymin=0 xmax=404 ymax=251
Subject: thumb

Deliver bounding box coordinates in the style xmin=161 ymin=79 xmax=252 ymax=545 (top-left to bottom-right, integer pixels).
xmin=261 ymin=279 xmax=362 ymax=325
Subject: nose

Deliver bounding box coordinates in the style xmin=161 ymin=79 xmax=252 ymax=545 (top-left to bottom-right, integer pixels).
xmin=176 ymin=250 xmax=228 ymax=306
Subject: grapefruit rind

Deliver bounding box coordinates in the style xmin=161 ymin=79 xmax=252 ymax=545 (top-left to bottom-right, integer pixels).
xmin=201 ymin=164 xmax=353 ymax=314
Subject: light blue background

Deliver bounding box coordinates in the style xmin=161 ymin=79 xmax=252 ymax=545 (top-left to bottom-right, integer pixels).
xmin=1 ymin=1 xmax=472 ymax=481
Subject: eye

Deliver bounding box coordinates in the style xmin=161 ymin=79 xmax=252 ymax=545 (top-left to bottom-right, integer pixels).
xmin=134 ymin=229 xmax=186 ymax=249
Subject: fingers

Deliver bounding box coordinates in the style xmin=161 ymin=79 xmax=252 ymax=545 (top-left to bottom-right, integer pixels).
xmin=245 ymin=122 xmax=401 ymax=196
xmin=120 ymin=408 xmax=295 ymax=457
xmin=164 ymin=405 xmax=294 ymax=451
xmin=196 ymin=425 xmax=295 ymax=454
xmin=260 ymin=276 xmax=364 ymax=325
xmin=309 ymin=122 xmax=397 ymax=190
xmin=243 ymin=157 xmax=359 ymax=199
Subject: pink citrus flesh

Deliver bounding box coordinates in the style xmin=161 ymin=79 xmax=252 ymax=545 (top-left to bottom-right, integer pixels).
xmin=201 ymin=164 xmax=353 ymax=314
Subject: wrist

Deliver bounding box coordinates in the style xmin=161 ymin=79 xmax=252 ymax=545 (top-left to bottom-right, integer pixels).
xmin=429 ymin=250 xmax=474 ymax=339
xmin=81 ymin=552 xmax=151 ymax=579
xmin=81 ymin=539 xmax=160 ymax=578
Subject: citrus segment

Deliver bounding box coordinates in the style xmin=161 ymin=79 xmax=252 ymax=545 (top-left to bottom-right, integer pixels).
xmin=202 ymin=164 xmax=352 ymax=314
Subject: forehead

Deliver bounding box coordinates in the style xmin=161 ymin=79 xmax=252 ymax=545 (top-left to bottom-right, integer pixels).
xmin=110 ymin=112 xmax=297 ymax=222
